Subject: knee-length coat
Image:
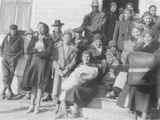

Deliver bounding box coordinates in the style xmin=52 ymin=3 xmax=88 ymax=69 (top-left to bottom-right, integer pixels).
xmin=22 ymin=35 xmax=53 ymax=91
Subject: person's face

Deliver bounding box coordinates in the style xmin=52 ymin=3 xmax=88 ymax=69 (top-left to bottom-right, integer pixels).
xmin=149 ymin=7 xmax=157 ymax=16
xmin=110 ymin=4 xmax=117 ymax=13
xmin=124 ymin=10 xmax=132 ymax=20
xmin=143 ymin=33 xmax=152 ymax=44
xmin=82 ymin=53 xmax=90 ymax=64
xmin=75 ymin=33 xmax=81 ymax=39
xmin=131 ymin=28 xmax=141 ymax=39
xmin=63 ymin=34 xmax=72 ymax=45
xmin=110 ymin=47 xmax=116 ymax=54
xmin=126 ymin=5 xmax=134 ymax=11
xmin=38 ymin=24 xmax=45 ymax=34
xmin=94 ymin=39 xmax=102 ymax=48
xmin=143 ymin=15 xmax=152 ymax=25
xmin=92 ymin=5 xmax=99 ymax=12
xmin=54 ymin=26 xmax=62 ymax=32
xmin=10 ymin=29 xmax=17 ymax=36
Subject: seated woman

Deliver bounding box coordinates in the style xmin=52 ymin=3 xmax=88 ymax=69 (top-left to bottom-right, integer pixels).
xmin=106 ymin=25 xmax=143 ymax=99
xmin=56 ymin=50 xmax=99 ymax=119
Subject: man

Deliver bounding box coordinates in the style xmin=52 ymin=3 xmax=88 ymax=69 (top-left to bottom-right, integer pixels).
xmin=42 ymin=20 xmax=64 ymax=102
xmin=104 ymin=2 xmax=118 ymax=46
xmin=52 ymin=31 xmax=78 ymax=104
xmin=77 ymin=0 xmax=106 ymax=43
xmin=51 ymin=20 xmax=64 ymax=43
xmin=113 ymin=9 xmax=133 ymax=53
xmin=1 ymin=24 xmax=23 ymax=100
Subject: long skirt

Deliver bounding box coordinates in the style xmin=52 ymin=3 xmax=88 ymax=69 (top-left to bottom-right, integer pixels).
xmin=22 ymin=55 xmax=50 ymax=91
xmin=65 ymin=80 xmax=98 ymax=107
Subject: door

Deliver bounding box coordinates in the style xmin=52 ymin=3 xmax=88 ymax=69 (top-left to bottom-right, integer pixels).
xmin=102 ymin=0 xmax=139 ymax=13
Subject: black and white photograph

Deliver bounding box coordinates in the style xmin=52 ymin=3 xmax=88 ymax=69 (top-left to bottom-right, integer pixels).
xmin=0 ymin=0 xmax=160 ymax=120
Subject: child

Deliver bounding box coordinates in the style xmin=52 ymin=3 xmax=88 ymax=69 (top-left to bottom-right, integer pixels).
xmin=102 ymin=47 xmax=119 ymax=94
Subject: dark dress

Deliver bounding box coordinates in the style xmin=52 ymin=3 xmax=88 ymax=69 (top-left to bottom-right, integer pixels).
xmin=22 ymin=35 xmax=53 ymax=91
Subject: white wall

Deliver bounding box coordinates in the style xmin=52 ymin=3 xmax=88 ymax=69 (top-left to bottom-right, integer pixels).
xmin=31 ymin=0 xmax=103 ymax=31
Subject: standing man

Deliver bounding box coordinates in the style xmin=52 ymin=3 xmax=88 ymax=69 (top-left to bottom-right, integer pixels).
xmin=42 ymin=20 xmax=64 ymax=102
xmin=104 ymin=2 xmax=118 ymax=46
xmin=1 ymin=24 xmax=23 ymax=100
xmin=52 ymin=31 xmax=78 ymax=104
xmin=77 ymin=0 xmax=106 ymax=43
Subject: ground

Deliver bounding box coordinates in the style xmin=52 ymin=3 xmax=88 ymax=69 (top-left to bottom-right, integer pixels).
xmin=0 ymin=98 xmax=135 ymax=120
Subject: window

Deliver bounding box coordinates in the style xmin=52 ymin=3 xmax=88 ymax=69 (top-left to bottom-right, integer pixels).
xmin=0 ymin=0 xmax=33 ymax=33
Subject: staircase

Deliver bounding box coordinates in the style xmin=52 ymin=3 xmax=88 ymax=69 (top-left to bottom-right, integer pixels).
xmin=81 ymin=85 xmax=135 ymax=120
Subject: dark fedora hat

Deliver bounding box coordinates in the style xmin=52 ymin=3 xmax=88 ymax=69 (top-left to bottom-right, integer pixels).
xmin=52 ymin=20 xmax=64 ymax=27
xmin=9 ymin=24 xmax=18 ymax=30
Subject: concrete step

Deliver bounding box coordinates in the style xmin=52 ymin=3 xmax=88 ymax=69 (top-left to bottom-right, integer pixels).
xmin=83 ymin=99 xmax=135 ymax=120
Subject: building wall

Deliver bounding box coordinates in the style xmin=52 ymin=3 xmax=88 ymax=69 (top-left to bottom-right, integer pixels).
xmin=31 ymin=0 xmax=102 ymax=31
xmin=31 ymin=0 xmax=160 ymax=31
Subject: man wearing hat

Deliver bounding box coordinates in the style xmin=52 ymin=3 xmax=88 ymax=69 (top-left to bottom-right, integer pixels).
xmin=51 ymin=20 xmax=64 ymax=43
xmin=77 ymin=0 xmax=106 ymax=43
xmin=1 ymin=24 xmax=24 ymax=99
xmin=41 ymin=20 xmax=64 ymax=102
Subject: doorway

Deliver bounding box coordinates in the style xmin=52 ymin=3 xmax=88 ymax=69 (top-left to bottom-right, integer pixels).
xmin=102 ymin=0 xmax=139 ymax=13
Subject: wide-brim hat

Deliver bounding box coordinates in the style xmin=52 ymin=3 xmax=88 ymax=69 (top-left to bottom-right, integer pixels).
xmin=10 ymin=24 xmax=18 ymax=30
xmin=52 ymin=20 xmax=64 ymax=27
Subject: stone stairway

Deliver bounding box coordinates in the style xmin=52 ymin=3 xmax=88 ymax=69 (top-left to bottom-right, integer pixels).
xmin=81 ymin=85 xmax=135 ymax=120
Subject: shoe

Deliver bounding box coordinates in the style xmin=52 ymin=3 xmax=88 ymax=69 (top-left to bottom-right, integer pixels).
xmin=27 ymin=105 xmax=35 ymax=113
xmin=34 ymin=106 xmax=40 ymax=114
xmin=1 ymin=93 xmax=6 ymax=100
xmin=42 ymin=95 xmax=52 ymax=102
xmin=55 ymin=101 xmax=67 ymax=119
xmin=106 ymin=91 xmax=116 ymax=99
xmin=6 ymin=93 xmax=14 ymax=100
xmin=12 ymin=94 xmax=25 ymax=100
xmin=52 ymin=96 xmax=59 ymax=105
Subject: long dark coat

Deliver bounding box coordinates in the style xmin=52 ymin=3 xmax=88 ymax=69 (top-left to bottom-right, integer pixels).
xmin=113 ymin=20 xmax=132 ymax=51
xmin=22 ymin=35 xmax=53 ymax=91
xmin=104 ymin=11 xmax=118 ymax=45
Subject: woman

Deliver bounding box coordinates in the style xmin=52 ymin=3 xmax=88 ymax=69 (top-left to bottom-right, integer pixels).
xmin=56 ymin=50 xmax=99 ymax=119
xmin=118 ymin=30 xmax=159 ymax=120
xmin=23 ymin=22 xmax=53 ymax=114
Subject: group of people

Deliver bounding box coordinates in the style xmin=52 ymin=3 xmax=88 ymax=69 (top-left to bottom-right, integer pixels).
xmin=1 ymin=0 xmax=160 ymax=119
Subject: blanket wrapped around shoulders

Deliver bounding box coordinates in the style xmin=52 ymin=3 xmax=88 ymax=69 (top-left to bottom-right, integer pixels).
xmin=62 ymin=64 xmax=98 ymax=90
xmin=128 ymin=52 xmax=156 ymax=86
